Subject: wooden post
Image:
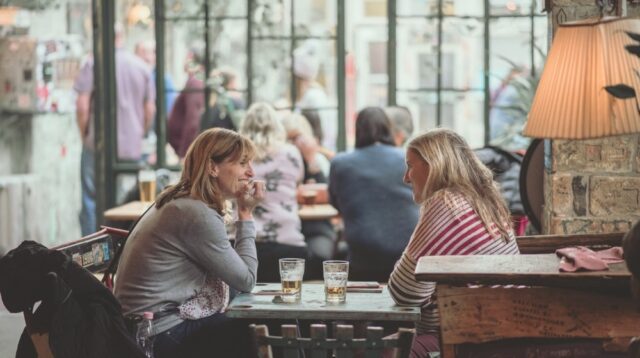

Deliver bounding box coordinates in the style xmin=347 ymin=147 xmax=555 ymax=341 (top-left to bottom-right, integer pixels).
xmin=335 ymin=324 xmax=355 ymax=358
xmin=310 ymin=324 xmax=329 ymax=358
xmin=282 ymin=324 xmax=301 ymax=358
xmin=364 ymin=326 xmax=383 ymax=358
xmin=251 ymin=324 xmax=273 ymax=358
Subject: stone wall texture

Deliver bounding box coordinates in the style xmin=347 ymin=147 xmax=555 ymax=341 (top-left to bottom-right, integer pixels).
xmin=545 ymin=1 xmax=640 ymax=234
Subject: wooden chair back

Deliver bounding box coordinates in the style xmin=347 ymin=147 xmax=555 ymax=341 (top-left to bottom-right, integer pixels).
xmin=251 ymin=323 xmax=415 ymax=358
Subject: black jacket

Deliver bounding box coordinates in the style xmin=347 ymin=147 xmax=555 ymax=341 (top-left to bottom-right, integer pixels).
xmin=0 ymin=241 xmax=144 ymax=358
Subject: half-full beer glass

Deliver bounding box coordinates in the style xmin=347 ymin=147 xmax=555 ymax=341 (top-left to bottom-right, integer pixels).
xmin=279 ymin=258 xmax=305 ymax=302
xmin=323 ymin=260 xmax=349 ymax=303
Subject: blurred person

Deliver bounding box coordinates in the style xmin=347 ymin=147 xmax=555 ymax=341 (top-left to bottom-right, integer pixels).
xmin=281 ymin=113 xmax=336 ymax=264
xmin=75 ymin=23 xmax=156 ymax=236
xmin=388 ymin=129 xmax=519 ymax=356
xmin=281 ymin=112 xmax=330 ymax=180
xmin=240 ymin=103 xmax=315 ymax=281
xmin=115 ymin=128 xmax=264 ymax=358
xmin=301 ymin=108 xmax=335 ymax=160
xmin=200 ymin=67 xmax=245 ymax=131
xmin=135 ymin=40 xmax=177 ymax=115
xmin=168 ymin=43 xmax=206 ymax=159
xmin=329 ymin=107 xmax=419 ymax=282
xmin=293 ymin=41 xmax=337 ymax=152
xmin=384 ymin=105 xmax=414 ymax=147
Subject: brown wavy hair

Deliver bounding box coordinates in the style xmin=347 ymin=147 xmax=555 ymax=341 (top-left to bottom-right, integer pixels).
xmin=408 ymin=128 xmax=512 ymax=241
xmin=156 ymin=128 xmax=256 ymax=214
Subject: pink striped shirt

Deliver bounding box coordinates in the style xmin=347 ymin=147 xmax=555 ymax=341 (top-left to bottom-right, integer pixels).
xmin=388 ymin=190 xmax=520 ymax=334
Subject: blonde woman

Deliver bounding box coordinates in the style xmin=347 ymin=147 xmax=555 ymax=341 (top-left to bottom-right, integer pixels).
xmin=240 ymin=102 xmax=312 ymax=281
xmin=388 ymin=128 xmax=520 ymax=356
xmin=115 ymin=128 xmax=264 ymax=358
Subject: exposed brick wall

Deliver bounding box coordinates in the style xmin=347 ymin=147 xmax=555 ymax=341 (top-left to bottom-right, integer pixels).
xmin=545 ymin=1 xmax=640 ymax=234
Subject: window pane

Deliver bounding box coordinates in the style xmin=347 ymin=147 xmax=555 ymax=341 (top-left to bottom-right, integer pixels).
xmin=397 ymin=91 xmax=437 ymax=136
xmin=209 ymin=0 xmax=248 ymax=17
xmin=252 ymin=0 xmax=292 ymax=37
xmin=397 ymin=18 xmax=438 ymax=90
xmin=251 ymin=40 xmax=291 ymax=104
xmin=351 ymin=25 xmax=388 ymax=112
xmin=489 ymin=17 xmax=531 ymax=88
xmin=165 ymin=0 xmax=204 ymax=18
xmin=209 ymin=20 xmax=248 ymax=91
xmin=441 ymin=90 xmax=485 ymax=148
xmin=442 ymin=18 xmax=484 ymax=90
xmin=489 ymin=0 xmax=534 ymax=16
xmin=533 ymin=16 xmax=548 ymax=73
xmin=294 ymin=0 xmax=337 ymax=37
xmin=489 ymin=17 xmax=536 ymax=151
xmin=163 ymin=20 xmax=205 ymax=91
xmin=398 ymin=0 xmax=483 ymax=17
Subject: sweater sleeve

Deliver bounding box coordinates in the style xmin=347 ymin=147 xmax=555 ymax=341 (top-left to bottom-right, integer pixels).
xmin=387 ymin=202 xmax=437 ymax=307
xmin=182 ymin=209 xmax=258 ymax=293
xmin=387 ymin=193 xmax=462 ymax=307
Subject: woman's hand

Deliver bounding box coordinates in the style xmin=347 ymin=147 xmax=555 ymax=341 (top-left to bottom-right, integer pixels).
xmin=236 ymin=180 xmax=265 ymax=220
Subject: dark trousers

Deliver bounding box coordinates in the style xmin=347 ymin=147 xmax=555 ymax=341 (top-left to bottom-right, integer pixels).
xmin=153 ymin=313 xmax=253 ymax=358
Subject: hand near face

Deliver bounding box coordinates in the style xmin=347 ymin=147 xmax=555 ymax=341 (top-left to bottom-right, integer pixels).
xmin=236 ymin=180 xmax=265 ymax=215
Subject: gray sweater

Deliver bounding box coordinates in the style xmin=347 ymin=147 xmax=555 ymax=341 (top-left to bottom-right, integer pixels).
xmin=114 ymin=197 xmax=257 ymax=334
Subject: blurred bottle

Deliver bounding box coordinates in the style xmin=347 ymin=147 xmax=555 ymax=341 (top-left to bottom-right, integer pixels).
xmin=136 ymin=311 xmax=155 ymax=358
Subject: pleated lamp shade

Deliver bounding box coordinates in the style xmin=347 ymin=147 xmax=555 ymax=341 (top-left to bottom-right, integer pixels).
xmin=523 ymin=17 xmax=640 ymax=139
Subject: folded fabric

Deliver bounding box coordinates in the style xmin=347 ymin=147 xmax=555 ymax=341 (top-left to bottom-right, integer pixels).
xmin=555 ymin=246 xmax=624 ymax=272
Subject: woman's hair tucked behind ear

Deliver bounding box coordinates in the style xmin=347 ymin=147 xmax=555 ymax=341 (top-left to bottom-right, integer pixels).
xmin=408 ymin=128 xmax=512 ymax=241
xmin=156 ymin=128 xmax=255 ymax=214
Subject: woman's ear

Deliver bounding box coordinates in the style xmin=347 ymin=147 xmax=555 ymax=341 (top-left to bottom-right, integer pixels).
xmin=208 ymin=160 xmax=219 ymax=178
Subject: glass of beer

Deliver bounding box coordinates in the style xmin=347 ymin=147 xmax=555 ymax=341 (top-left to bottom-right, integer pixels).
xmin=323 ymin=260 xmax=349 ymax=303
xmin=301 ymin=190 xmax=318 ymax=206
xmin=279 ymin=258 xmax=305 ymax=303
xmin=138 ymin=169 xmax=156 ymax=202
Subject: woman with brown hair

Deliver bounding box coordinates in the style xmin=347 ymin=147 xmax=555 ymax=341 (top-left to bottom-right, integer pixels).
xmin=388 ymin=128 xmax=520 ymax=356
xmin=114 ymin=128 xmax=264 ymax=358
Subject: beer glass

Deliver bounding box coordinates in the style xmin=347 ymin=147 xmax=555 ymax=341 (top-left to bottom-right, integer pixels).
xmin=323 ymin=260 xmax=349 ymax=303
xmin=138 ymin=169 xmax=156 ymax=202
xmin=279 ymin=258 xmax=305 ymax=303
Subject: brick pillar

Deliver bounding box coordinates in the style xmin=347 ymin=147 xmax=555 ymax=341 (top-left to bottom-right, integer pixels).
xmin=544 ymin=1 xmax=640 ymax=234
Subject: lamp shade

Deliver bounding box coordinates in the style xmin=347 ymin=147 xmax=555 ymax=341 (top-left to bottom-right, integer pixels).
xmin=523 ymin=17 xmax=640 ymax=139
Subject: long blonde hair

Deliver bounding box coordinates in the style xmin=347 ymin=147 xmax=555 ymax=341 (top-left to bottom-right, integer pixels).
xmin=239 ymin=102 xmax=286 ymax=161
xmin=156 ymin=128 xmax=256 ymax=214
xmin=408 ymin=128 xmax=512 ymax=240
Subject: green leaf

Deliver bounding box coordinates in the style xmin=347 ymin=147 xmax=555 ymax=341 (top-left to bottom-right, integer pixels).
xmin=605 ymin=84 xmax=636 ymax=99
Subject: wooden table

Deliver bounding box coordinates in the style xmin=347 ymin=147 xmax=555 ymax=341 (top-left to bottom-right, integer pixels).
xmin=103 ymin=201 xmax=153 ymax=221
xmin=414 ymin=254 xmax=637 ymax=357
xmin=225 ymin=282 xmax=420 ymax=322
xmin=415 ymin=253 xmax=630 ymax=292
xmin=104 ymin=201 xmax=338 ymax=222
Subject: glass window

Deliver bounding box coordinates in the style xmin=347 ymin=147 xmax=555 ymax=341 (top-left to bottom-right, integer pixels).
xmin=396 ymin=18 xmax=438 ymax=90
xmin=294 ymin=0 xmax=337 ymax=37
xmin=392 ymin=0 xmax=546 ymax=149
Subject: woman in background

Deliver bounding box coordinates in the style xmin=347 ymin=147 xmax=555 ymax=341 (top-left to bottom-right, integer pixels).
xmin=388 ymin=128 xmax=520 ymax=356
xmin=240 ymin=103 xmax=314 ymax=281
